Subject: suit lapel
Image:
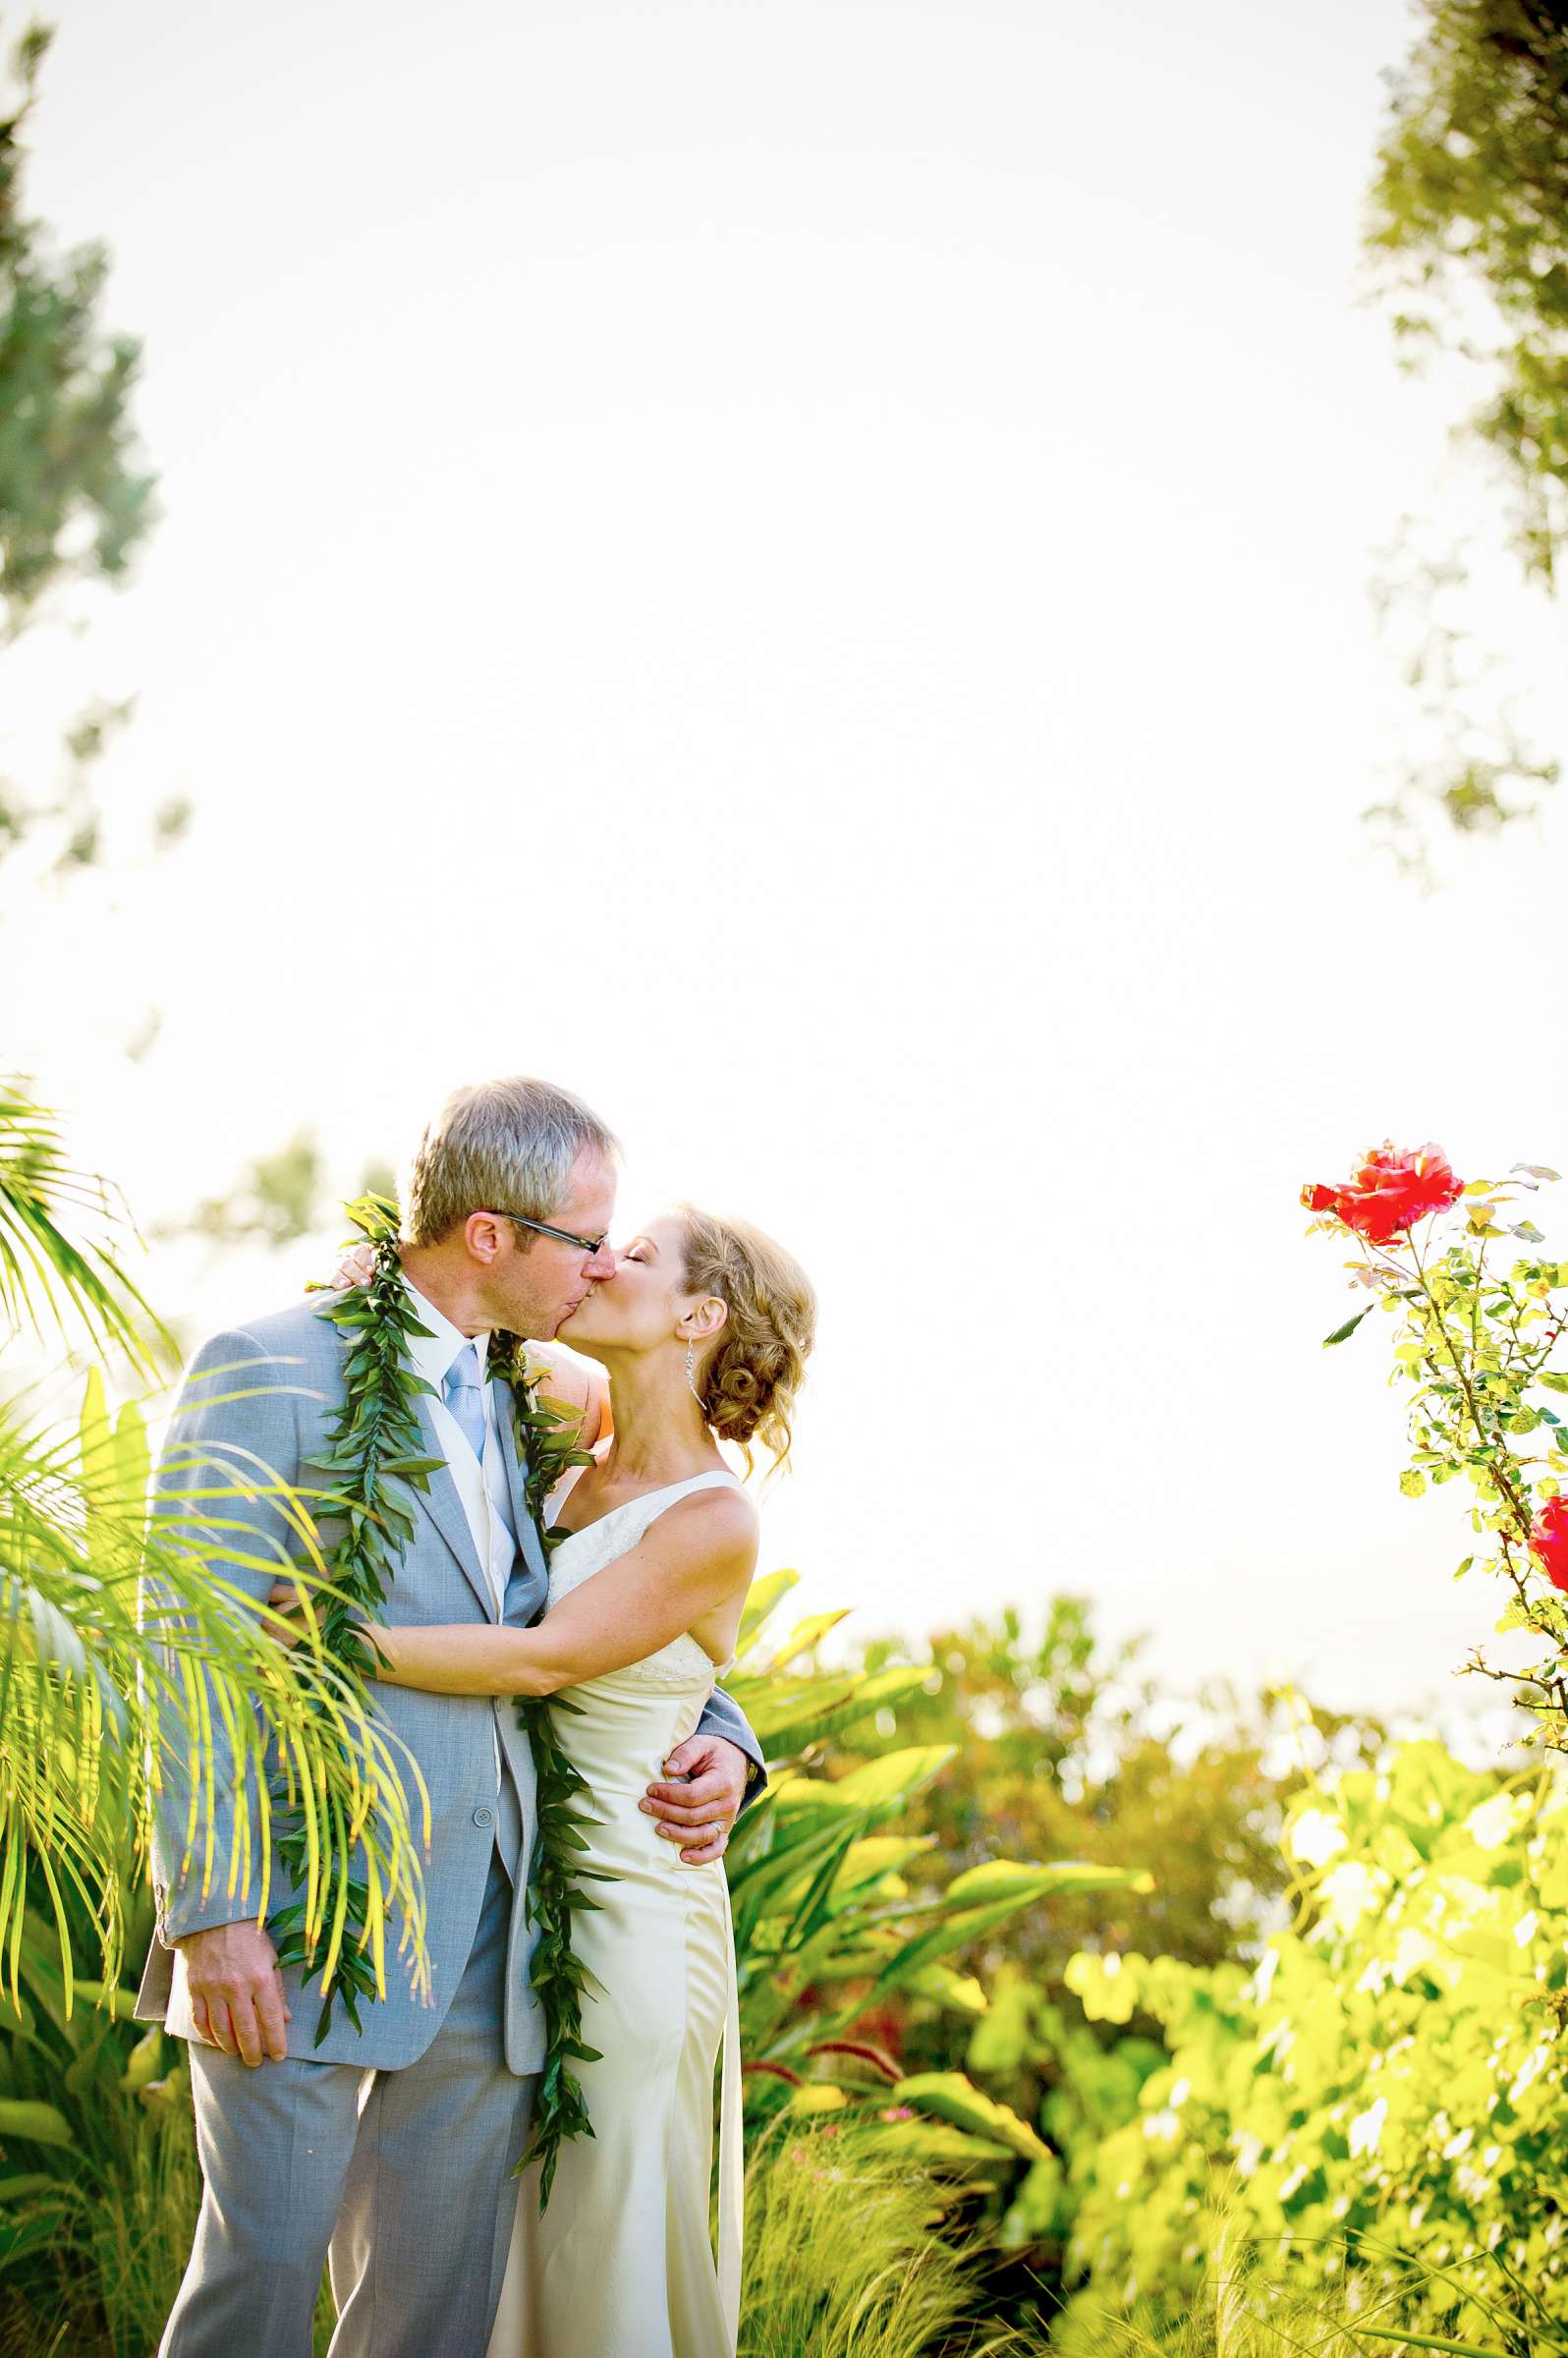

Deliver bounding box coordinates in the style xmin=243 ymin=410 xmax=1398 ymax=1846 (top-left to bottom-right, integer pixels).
xmin=412 ymin=1393 xmax=496 ymax=1620
xmin=495 ymin=1382 xmax=550 ymax=1595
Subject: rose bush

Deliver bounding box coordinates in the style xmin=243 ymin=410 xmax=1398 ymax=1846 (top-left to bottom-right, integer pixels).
xmin=1305 ymin=1142 xmax=1568 ymax=1752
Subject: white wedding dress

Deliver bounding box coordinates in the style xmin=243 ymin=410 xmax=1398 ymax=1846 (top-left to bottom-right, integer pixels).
xmin=486 ymin=1471 xmax=744 ymax=2358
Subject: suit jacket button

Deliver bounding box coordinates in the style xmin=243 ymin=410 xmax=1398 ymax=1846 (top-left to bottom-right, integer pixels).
xmin=473 ymin=1806 xmax=494 ymax=1828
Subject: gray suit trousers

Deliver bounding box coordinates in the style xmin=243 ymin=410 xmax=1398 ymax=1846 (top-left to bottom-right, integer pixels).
xmin=159 ymin=1853 xmax=534 ymax=2358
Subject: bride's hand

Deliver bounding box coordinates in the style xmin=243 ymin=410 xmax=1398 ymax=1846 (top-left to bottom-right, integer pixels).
xmin=310 ymin=1240 xmax=376 ymax=1293
xmin=265 ymin=1582 xmax=382 ymax=1669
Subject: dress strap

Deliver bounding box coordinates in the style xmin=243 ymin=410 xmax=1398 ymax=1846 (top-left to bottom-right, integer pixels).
xmin=610 ymin=1473 xmax=742 ymax=1567
xmin=551 ymin=1468 xmax=741 ymax=1536
xmin=717 ymin=1884 xmax=744 ymax=2349
xmin=651 ymin=1471 xmax=743 ymax=1507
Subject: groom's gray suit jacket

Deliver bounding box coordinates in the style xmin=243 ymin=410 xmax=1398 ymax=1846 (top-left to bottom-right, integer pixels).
xmin=135 ymin=1295 xmax=763 ymax=2073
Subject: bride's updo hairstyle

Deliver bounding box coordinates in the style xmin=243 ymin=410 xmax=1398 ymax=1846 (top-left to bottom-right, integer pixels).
xmin=680 ymin=1207 xmax=815 ymax=1474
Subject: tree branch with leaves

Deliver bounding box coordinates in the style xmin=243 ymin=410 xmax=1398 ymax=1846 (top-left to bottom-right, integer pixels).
xmin=1365 ymin=1 xmax=1568 ymax=873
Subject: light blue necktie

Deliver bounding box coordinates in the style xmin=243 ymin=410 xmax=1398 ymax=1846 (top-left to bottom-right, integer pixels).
xmin=442 ymin=1340 xmax=488 ymax=1462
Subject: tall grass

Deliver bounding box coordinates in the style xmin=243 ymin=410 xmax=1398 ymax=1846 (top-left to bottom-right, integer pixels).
xmin=738 ymin=2121 xmax=1052 ymax=2358
xmin=1058 ymin=2207 xmax=1543 ymax=2358
xmin=0 ymin=2088 xmax=198 ymax=2358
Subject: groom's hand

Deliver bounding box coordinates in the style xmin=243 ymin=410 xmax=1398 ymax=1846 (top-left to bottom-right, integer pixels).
xmin=643 ymin=1733 xmax=750 ymax=1865
xmin=176 ymin=1920 xmax=292 ymax=2066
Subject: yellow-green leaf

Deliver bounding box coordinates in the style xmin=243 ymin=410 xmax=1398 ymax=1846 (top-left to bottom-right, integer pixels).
xmin=786 ymin=2083 xmax=849 ymax=2114
xmin=891 ymin=2070 xmax=1049 ymax=2162
xmin=0 ymin=2100 xmax=73 ymax=2149
xmin=826 ymin=1748 xmax=958 ymax=1814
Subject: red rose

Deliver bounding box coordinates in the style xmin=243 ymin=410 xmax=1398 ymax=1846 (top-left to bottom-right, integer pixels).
xmin=1300 ymin=1143 xmax=1463 ymax=1246
xmin=1530 ymin=1495 xmax=1568 ymax=1594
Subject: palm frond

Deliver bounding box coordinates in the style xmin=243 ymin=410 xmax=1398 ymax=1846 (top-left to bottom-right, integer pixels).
xmin=0 ymin=1082 xmax=167 ymax=1374
xmin=0 ymin=1377 xmax=430 ymax=2005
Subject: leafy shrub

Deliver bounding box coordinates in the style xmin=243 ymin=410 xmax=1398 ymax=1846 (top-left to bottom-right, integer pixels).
xmin=725 ymin=1575 xmax=1142 ymax=2180
xmin=0 ymin=1880 xmax=197 ymax=2357
xmin=1022 ymin=1740 xmax=1568 ymax=2351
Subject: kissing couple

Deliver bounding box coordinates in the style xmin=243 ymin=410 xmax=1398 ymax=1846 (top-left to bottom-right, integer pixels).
xmin=137 ymin=1076 xmax=816 ymax=2357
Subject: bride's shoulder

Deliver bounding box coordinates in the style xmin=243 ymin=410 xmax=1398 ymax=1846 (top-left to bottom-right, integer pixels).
xmin=665 ymin=1477 xmax=759 ymax=1558
xmin=524 ymin=1343 xmax=609 ymax=1445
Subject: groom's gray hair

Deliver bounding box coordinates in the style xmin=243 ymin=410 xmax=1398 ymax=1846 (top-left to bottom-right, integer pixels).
xmin=402 ymin=1077 xmax=618 ymax=1245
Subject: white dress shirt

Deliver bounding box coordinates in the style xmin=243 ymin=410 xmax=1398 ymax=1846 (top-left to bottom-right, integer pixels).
xmin=402 ymin=1280 xmax=527 ymax=1818
xmin=403 ymin=1281 xmax=519 ymax=1620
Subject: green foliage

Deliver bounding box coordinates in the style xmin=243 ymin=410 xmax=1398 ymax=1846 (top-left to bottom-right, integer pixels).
xmin=0 ymin=23 xmax=153 ymax=633
xmin=180 ymin=1131 xmax=328 ymax=1249
xmin=1036 ymin=1740 xmax=1568 ymax=2353
xmin=1365 ymin=2 xmax=1568 ymax=866
xmin=1065 ymin=2199 xmax=1525 ymax=2355
xmin=0 ymin=18 xmax=162 ymax=878
xmin=1372 ymin=1 xmax=1568 ymax=584
xmin=168 ymin=1135 xmax=397 ymax=1251
xmin=0 ymin=1372 xmax=150 ymax=2001
xmin=724 ymin=1578 xmax=1146 ymax=2192
xmin=0 ymin=1090 xmax=430 ymax=2007
xmin=839 ymin=1600 xmax=1384 ymax=1990
xmin=0 ymin=1870 xmax=200 ymax=2357
xmin=0 ymin=1081 xmax=163 ymax=1369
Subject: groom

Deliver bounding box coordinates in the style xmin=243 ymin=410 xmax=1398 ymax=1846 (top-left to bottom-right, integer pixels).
xmin=137 ymin=1077 xmax=763 ymax=2356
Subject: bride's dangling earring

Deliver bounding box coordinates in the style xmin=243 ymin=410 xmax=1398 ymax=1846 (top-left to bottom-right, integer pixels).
xmin=684 ymin=1334 xmax=704 ymax=1412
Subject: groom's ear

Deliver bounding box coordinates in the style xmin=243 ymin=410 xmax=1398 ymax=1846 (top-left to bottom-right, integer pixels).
xmin=463 ymin=1210 xmax=509 ymax=1265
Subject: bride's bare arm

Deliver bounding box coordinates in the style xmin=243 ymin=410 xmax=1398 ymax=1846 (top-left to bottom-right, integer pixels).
xmin=268 ymin=1488 xmax=756 ymax=1699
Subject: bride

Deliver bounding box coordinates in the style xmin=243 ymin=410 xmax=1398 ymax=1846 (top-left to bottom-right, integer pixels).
xmin=286 ymin=1205 xmax=814 ymax=2358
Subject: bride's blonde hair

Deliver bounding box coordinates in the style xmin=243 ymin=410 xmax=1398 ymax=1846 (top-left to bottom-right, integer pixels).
xmin=680 ymin=1207 xmax=815 ymax=1473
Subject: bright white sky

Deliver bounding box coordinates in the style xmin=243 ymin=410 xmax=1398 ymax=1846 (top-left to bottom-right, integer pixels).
xmin=9 ymin=0 xmax=1567 ymax=1738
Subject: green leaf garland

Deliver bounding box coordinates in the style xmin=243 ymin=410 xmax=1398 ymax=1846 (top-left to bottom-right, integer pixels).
xmin=271 ymin=1195 xmax=446 ymax=2038
xmin=486 ymin=1330 xmax=606 ymax=2208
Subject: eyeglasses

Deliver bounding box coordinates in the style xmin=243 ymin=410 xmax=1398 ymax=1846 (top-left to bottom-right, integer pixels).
xmin=488 ymin=1209 xmax=610 ymax=1257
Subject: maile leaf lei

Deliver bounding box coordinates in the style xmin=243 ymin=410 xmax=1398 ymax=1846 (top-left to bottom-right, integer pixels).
xmin=270 ymin=1195 xmax=446 ymax=2036
xmin=274 ymin=1196 xmax=606 ymax=2213
xmin=485 ymin=1327 xmax=607 ymax=2207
